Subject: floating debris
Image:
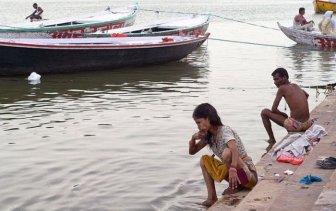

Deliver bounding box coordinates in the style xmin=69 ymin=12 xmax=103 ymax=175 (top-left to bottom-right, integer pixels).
xmin=27 ymin=72 xmax=41 ymax=85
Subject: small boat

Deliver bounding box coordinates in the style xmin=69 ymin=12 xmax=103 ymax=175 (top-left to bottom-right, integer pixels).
xmin=278 ymin=22 xmax=336 ymax=48
xmin=0 ymin=33 xmax=209 ymax=75
xmin=84 ymin=15 xmax=210 ymax=38
xmin=313 ymin=0 xmax=336 ymax=13
xmin=0 ymin=6 xmax=137 ymax=39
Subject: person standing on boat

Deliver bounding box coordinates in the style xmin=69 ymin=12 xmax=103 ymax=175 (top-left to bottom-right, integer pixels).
xmin=189 ymin=103 xmax=258 ymax=207
xmin=25 ymin=3 xmax=44 ymax=22
xmin=261 ymin=68 xmax=312 ymax=143
xmin=293 ymin=7 xmax=314 ymax=31
xmin=318 ymin=11 xmax=336 ymax=35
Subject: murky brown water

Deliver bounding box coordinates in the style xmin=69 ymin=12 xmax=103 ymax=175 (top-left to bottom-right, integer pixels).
xmin=0 ymin=0 xmax=335 ymax=210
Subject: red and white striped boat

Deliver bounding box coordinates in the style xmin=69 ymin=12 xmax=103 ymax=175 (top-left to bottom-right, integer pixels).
xmin=278 ymin=22 xmax=336 ymax=48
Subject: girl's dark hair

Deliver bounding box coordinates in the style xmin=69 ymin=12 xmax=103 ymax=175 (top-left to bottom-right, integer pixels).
xmin=193 ymin=103 xmax=223 ymax=146
xmin=193 ymin=103 xmax=223 ymax=126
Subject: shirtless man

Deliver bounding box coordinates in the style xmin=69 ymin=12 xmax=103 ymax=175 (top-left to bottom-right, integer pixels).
xmin=261 ymin=68 xmax=312 ymax=143
xmin=25 ymin=3 xmax=43 ymax=22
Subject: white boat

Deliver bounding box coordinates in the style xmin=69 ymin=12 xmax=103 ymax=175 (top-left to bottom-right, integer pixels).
xmin=85 ymin=15 xmax=210 ymax=37
xmin=278 ymin=22 xmax=336 ymax=48
xmin=0 ymin=6 xmax=137 ymax=38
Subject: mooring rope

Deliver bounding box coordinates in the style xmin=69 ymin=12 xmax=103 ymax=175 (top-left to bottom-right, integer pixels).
xmin=303 ymin=83 xmax=336 ymax=89
xmin=210 ymin=14 xmax=279 ymax=31
xmin=302 ymin=83 xmax=336 ymax=97
xmin=139 ymin=7 xmax=286 ymax=48
xmin=137 ymin=8 xmax=280 ymax=31
xmin=0 ymin=8 xmax=280 ymax=32
xmin=209 ymin=37 xmax=290 ymax=48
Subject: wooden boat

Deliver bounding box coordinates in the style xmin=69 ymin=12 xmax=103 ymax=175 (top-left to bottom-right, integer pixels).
xmin=0 ymin=6 xmax=137 ymax=39
xmin=313 ymin=0 xmax=336 ymax=13
xmin=278 ymin=22 xmax=336 ymax=48
xmin=84 ymin=15 xmax=210 ymax=38
xmin=0 ymin=33 xmax=209 ymax=75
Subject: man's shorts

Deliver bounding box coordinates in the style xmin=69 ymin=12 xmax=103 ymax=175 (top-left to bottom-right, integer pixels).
xmin=283 ymin=117 xmax=313 ymax=132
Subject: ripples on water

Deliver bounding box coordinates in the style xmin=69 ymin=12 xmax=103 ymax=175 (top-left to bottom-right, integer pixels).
xmin=0 ymin=47 xmax=212 ymax=211
xmin=0 ymin=0 xmax=335 ymax=210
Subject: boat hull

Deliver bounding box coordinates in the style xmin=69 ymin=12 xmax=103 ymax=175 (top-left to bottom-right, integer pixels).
xmin=313 ymin=0 xmax=336 ymax=13
xmin=0 ymin=17 xmax=136 ymax=39
xmin=48 ymin=18 xmax=136 ymax=38
xmin=85 ymin=16 xmax=210 ymax=38
xmin=278 ymin=22 xmax=336 ymax=48
xmin=0 ymin=35 xmax=209 ymax=75
xmin=0 ymin=7 xmax=137 ymax=39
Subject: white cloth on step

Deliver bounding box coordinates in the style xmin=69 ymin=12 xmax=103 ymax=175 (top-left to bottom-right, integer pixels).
xmin=271 ymin=124 xmax=327 ymax=160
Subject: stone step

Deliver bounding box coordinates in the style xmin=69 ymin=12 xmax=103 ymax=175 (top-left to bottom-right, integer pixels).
xmin=234 ymin=92 xmax=336 ymax=211
xmin=313 ymin=169 xmax=336 ymax=211
xmin=209 ymin=91 xmax=336 ymax=211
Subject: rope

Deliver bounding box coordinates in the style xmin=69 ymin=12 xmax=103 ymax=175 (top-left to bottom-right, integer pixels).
xmin=303 ymin=83 xmax=336 ymax=89
xmin=302 ymin=83 xmax=336 ymax=97
xmin=137 ymin=8 xmax=335 ymax=96
xmin=1 ymin=8 xmax=280 ymax=32
xmin=137 ymin=8 xmax=280 ymax=31
xmin=316 ymin=87 xmax=321 ymax=98
xmin=209 ymin=37 xmax=290 ymax=48
xmin=210 ymin=14 xmax=279 ymax=31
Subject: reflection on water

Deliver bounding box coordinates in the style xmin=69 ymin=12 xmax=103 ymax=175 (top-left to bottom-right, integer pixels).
xmin=0 ymin=46 xmax=208 ymax=101
xmin=317 ymin=49 xmax=336 ymax=71
xmin=0 ymin=47 xmax=209 ymax=127
xmin=283 ymin=45 xmax=336 ymax=87
xmin=1 ymin=0 xmax=336 ymax=210
xmin=0 ymin=47 xmax=210 ymax=211
xmin=0 ymin=61 xmax=206 ymax=104
xmin=284 ymin=45 xmax=314 ymax=72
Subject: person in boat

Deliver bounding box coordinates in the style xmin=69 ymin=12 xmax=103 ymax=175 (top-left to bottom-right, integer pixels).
xmin=318 ymin=11 xmax=336 ymax=35
xmin=261 ymin=68 xmax=312 ymax=143
xmin=25 ymin=3 xmax=43 ymax=22
xmin=293 ymin=7 xmax=314 ymax=31
xmin=189 ymin=103 xmax=258 ymax=207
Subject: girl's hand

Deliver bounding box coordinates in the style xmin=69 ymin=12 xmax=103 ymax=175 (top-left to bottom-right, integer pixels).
xmin=229 ymin=168 xmax=241 ymax=189
xmin=189 ymin=131 xmax=207 ymax=155
xmin=192 ymin=131 xmax=206 ymax=141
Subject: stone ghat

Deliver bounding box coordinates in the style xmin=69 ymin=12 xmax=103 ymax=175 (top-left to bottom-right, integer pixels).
xmin=209 ymin=91 xmax=336 ymax=211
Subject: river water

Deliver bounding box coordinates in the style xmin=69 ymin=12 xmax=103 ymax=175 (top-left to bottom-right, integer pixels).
xmin=0 ymin=0 xmax=335 ymax=210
